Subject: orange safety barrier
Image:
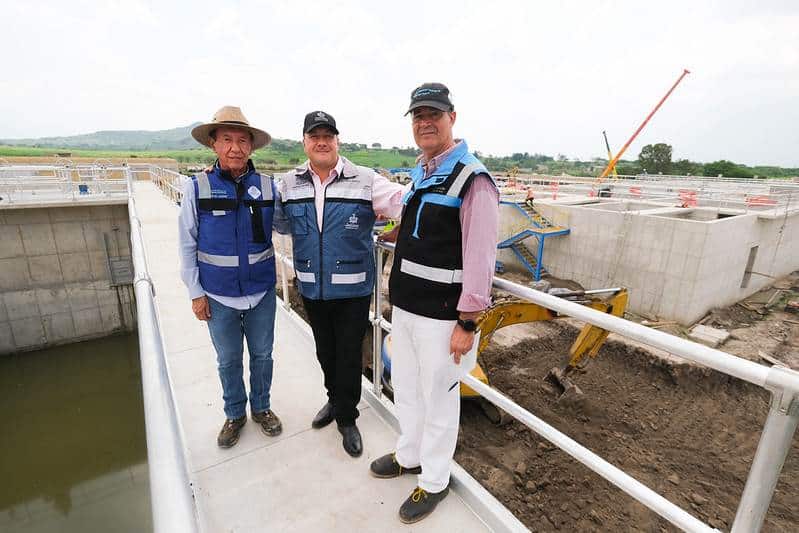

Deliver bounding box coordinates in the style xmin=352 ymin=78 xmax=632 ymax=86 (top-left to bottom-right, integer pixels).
xmin=746 ymin=195 xmax=777 ymax=207
xmin=679 ymin=189 xmax=697 ymax=207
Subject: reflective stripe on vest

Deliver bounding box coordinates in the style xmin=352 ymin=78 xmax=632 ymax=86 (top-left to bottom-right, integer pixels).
xmin=260 ymin=174 xmax=273 ymax=200
xmin=326 ymin=182 xmax=372 ymax=202
xmin=400 ymin=258 xmax=463 ymax=284
xmin=331 ymin=272 xmax=367 ymax=284
xmin=197 ymin=172 xmax=211 ymax=198
xmin=198 ymin=247 xmax=274 ymax=267
xmin=447 ymin=162 xmax=484 ymax=198
xmin=296 ymin=271 xmax=316 ymax=283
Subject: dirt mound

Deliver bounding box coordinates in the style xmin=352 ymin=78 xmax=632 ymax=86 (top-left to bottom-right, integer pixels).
xmin=456 ymin=322 xmax=799 ymax=532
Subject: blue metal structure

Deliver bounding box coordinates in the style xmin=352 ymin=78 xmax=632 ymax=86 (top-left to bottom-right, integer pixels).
xmin=497 ymin=201 xmax=570 ymax=280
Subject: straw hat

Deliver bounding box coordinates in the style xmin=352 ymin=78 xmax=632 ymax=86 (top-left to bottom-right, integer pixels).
xmin=191 ymin=106 xmax=271 ymax=150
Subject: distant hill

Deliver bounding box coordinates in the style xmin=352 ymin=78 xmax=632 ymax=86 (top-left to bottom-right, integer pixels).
xmin=0 ymin=123 xmax=203 ymax=151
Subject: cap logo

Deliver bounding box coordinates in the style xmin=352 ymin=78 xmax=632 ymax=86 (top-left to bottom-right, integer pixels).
xmin=413 ymin=88 xmax=443 ymax=98
xmin=315 ymin=111 xmax=328 ymax=121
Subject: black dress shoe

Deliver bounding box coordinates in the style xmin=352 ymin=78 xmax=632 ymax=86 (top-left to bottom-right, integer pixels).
xmin=338 ymin=424 xmax=363 ymax=457
xmin=370 ymin=453 xmax=421 ymax=478
xmin=311 ymin=401 xmax=335 ymax=429
xmin=399 ymin=486 xmax=449 ymax=524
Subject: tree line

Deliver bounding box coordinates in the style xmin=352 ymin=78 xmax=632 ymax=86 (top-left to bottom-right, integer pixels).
xmin=480 ymin=143 xmax=798 ymax=179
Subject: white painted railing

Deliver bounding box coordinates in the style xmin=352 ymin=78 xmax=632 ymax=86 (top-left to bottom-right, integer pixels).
xmin=146 ymin=165 xmax=798 ymax=532
xmin=126 ymin=168 xmax=199 ymax=533
xmin=0 ymin=164 xmax=129 ymax=203
xmin=360 ymin=242 xmax=798 ymax=533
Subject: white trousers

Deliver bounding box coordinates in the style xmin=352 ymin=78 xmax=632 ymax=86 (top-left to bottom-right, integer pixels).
xmin=392 ymin=306 xmax=478 ymax=493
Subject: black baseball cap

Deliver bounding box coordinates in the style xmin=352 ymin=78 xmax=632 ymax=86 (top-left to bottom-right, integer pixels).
xmin=303 ymin=110 xmax=339 ymax=135
xmin=405 ymin=82 xmax=454 ymax=116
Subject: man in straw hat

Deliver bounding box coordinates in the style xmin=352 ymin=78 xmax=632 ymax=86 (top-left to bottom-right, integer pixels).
xmin=179 ymin=106 xmax=286 ymax=448
xmin=370 ymin=83 xmax=498 ymax=523
xmin=274 ymin=110 xmax=406 ymax=458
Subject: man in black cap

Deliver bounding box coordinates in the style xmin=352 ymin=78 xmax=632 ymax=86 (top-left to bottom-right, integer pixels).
xmin=370 ymin=83 xmax=499 ymax=523
xmin=275 ymin=111 xmax=406 ymax=457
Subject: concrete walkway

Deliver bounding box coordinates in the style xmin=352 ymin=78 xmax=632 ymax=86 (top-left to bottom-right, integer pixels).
xmin=133 ymin=181 xmax=494 ymax=532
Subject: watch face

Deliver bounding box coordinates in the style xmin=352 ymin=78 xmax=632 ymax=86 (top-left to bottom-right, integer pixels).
xmin=459 ymin=319 xmax=477 ymax=332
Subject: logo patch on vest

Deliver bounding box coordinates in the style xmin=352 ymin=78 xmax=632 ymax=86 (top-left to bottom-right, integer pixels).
xmin=345 ymin=212 xmax=359 ymax=230
xmin=211 ymin=188 xmax=228 ymax=198
xmin=248 ymin=185 xmax=261 ymax=199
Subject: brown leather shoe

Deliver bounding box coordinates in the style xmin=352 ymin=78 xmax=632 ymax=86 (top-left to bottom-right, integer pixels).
xmin=252 ymin=410 xmax=283 ymax=436
xmin=217 ymin=416 xmax=246 ymax=448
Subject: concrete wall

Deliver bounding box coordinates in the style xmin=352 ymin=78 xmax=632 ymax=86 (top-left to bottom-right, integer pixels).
xmin=499 ymin=200 xmax=799 ymax=324
xmin=0 ymin=204 xmax=136 ymax=354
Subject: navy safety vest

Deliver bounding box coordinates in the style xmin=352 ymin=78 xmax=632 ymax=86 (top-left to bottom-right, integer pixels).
xmin=277 ymin=158 xmax=376 ymax=300
xmin=389 ymin=141 xmax=497 ymax=320
xmin=193 ymin=162 xmax=277 ymax=297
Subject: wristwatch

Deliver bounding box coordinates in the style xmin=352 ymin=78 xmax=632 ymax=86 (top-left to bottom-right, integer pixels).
xmin=457 ymin=318 xmax=478 ymax=332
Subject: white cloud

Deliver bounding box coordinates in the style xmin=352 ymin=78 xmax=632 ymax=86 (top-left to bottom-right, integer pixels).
xmin=1 ymin=0 xmax=797 ymax=166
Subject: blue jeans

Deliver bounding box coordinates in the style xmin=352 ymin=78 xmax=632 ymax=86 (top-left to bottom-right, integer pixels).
xmin=206 ymin=290 xmax=276 ymax=419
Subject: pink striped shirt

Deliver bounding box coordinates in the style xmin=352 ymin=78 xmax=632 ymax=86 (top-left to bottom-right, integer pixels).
xmin=420 ymin=140 xmax=498 ymax=312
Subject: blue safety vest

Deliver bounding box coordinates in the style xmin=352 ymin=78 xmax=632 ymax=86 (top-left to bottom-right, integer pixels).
xmin=277 ymin=158 xmax=376 ymax=300
xmin=193 ymin=162 xmax=276 ymax=297
xmin=389 ymin=141 xmax=496 ymax=320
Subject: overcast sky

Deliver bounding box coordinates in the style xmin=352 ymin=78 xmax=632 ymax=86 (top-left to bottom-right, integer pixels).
xmin=1 ymin=1 xmax=797 ymax=166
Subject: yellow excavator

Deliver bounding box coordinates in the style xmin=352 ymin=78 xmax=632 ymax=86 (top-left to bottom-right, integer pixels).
xmin=381 ymin=287 xmax=628 ymax=423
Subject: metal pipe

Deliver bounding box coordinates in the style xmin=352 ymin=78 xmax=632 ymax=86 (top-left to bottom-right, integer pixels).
xmin=373 ymin=239 xmax=799 ymax=530
xmin=732 ymin=384 xmax=799 ymax=532
xmin=126 ymin=171 xmax=199 ymax=533
xmin=372 ymin=241 xmax=384 ymax=398
xmin=379 ymin=240 xmax=797 ymax=391
xmin=462 ymin=374 xmax=718 ymax=532
xmin=583 ymin=287 xmax=623 ymax=295
xmin=490 ymin=277 xmax=784 ymax=390
xmin=279 ymin=236 xmax=291 ymax=311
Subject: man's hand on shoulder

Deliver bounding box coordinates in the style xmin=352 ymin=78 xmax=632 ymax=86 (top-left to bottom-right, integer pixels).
xmin=377 ymin=223 xmax=400 ymax=243
xmin=192 ymin=295 xmax=211 ymax=321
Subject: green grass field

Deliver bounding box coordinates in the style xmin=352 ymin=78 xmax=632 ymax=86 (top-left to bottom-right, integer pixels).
xmin=0 ymin=145 xmax=413 ymax=170
xmin=3 ymin=144 xmax=795 ymax=179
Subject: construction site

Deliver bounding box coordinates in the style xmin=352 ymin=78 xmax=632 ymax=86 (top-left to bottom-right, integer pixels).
xmin=2 ymin=74 xmax=799 ymax=533
xmin=270 ymin=161 xmax=799 ymax=530
xmin=451 ymin=174 xmax=799 ymax=532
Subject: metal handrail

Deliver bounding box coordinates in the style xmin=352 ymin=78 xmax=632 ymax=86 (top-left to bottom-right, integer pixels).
xmin=364 ymin=241 xmax=798 ymax=533
xmin=0 ymin=164 xmax=130 ymax=203
xmin=126 ymin=169 xmax=199 ymax=533
xmin=145 ymin=165 xmax=797 ymax=532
